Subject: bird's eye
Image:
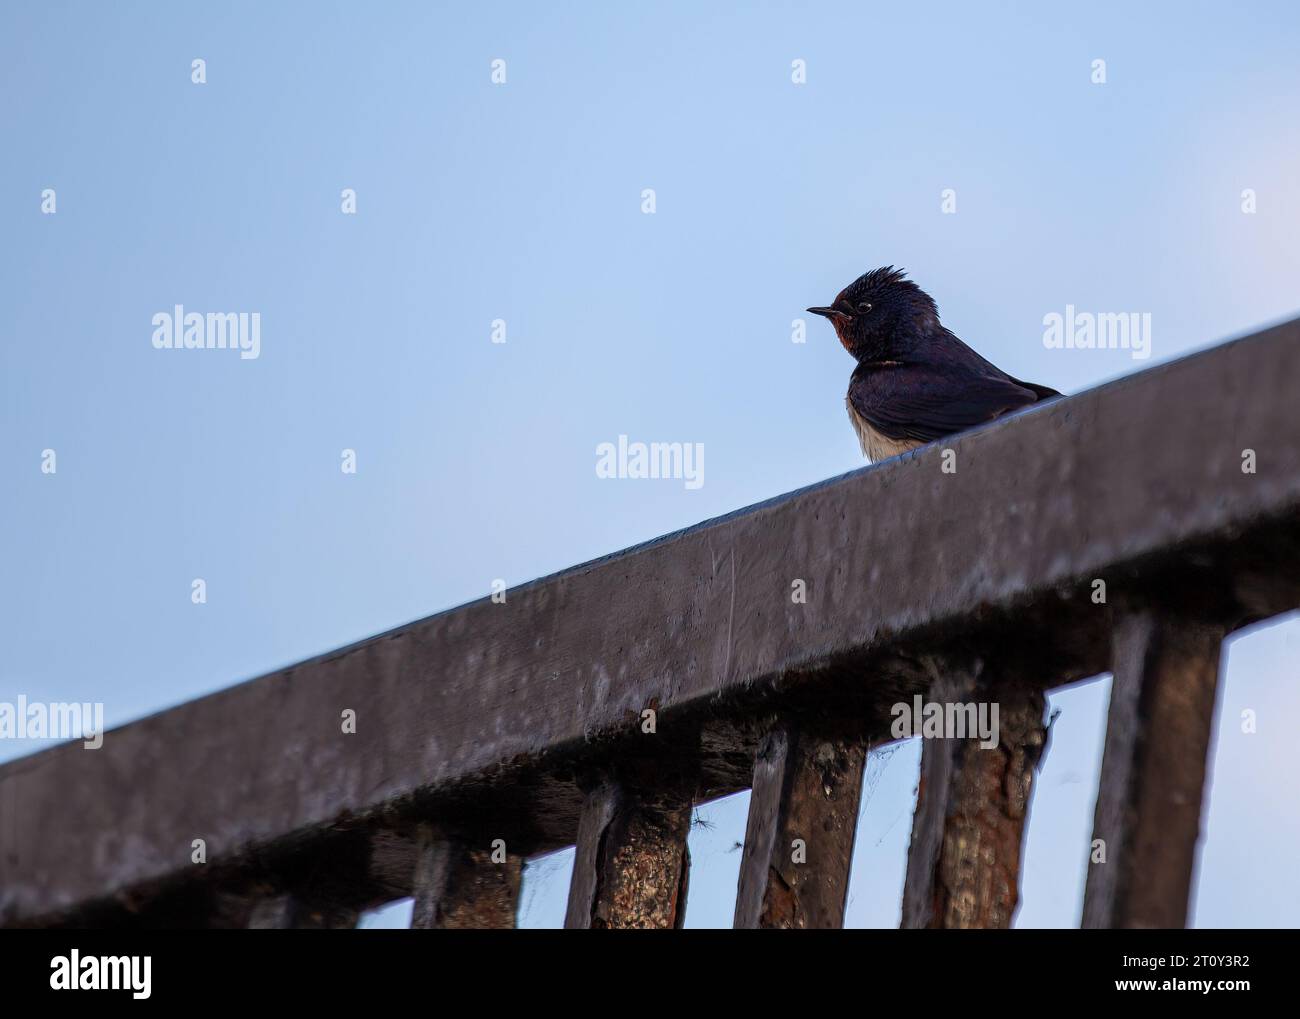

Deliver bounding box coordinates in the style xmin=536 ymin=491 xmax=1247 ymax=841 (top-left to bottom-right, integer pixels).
xmin=857 ymin=301 xmax=873 ymax=314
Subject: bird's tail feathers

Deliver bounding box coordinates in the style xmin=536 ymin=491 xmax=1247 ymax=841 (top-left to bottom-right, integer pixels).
xmin=1009 ymin=376 xmax=1062 ymax=401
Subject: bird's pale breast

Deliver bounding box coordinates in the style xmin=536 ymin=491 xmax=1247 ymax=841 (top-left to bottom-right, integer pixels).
xmin=846 ymin=397 xmax=922 ymax=463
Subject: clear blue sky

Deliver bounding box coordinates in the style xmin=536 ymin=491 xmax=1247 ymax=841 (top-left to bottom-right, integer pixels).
xmin=3 ymin=1 xmax=1298 ymax=928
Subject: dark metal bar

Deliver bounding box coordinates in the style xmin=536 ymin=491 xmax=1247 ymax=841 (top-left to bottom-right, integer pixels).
xmin=1082 ymin=611 xmax=1225 ymax=929
xmin=564 ymin=777 xmax=692 ymax=929
xmin=409 ymin=824 xmax=520 ymax=929
xmin=901 ymin=672 xmax=1047 ymax=928
xmin=733 ymin=722 xmax=865 ymax=928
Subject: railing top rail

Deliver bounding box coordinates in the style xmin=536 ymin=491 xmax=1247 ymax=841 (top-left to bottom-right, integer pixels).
xmin=4 ymin=317 xmax=1300 ymax=924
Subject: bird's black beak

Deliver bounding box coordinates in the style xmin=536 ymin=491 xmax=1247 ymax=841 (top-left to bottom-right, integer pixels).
xmin=807 ymin=306 xmax=846 ymax=321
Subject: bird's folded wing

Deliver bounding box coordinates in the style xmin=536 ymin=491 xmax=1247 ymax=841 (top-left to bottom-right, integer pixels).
xmin=847 ymin=365 xmax=1042 ymax=445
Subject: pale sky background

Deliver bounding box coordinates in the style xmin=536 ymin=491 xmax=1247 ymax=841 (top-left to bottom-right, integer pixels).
xmin=2 ymin=1 xmax=1298 ymax=928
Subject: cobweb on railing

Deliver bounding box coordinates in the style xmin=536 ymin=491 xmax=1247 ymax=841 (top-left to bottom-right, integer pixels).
xmin=860 ymin=740 xmax=908 ymax=847
xmin=518 ymin=847 xmax=576 ymax=927
xmin=841 ymin=738 xmax=922 ymax=925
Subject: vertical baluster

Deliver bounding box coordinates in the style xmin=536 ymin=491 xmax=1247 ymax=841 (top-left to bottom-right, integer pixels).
xmin=564 ymin=776 xmax=693 ymax=929
xmin=1082 ymin=611 xmax=1225 ymax=928
xmin=733 ymin=721 xmax=865 ymax=928
xmin=901 ymin=671 xmax=1047 ymax=928
xmin=410 ymin=824 xmax=521 ymax=929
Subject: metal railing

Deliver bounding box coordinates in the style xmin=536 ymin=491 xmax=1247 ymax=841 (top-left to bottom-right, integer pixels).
xmin=4 ymin=317 xmax=1299 ymax=928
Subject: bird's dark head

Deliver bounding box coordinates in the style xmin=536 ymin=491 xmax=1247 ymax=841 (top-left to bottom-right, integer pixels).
xmin=807 ymin=266 xmax=939 ymax=359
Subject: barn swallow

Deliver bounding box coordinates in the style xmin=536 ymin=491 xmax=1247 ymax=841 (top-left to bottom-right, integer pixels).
xmin=808 ymin=267 xmax=1060 ymax=462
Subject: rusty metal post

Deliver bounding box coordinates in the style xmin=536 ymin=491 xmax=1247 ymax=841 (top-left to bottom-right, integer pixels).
xmin=733 ymin=721 xmax=865 ymax=928
xmin=409 ymin=824 xmax=521 ymax=929
xmin=901 ymin=671 xmax=1047 ymax=928
xmin=563 ymin=776 xmax=693 ymax=929
xmin=1082 ymin=611 xmax=1225 ymax=929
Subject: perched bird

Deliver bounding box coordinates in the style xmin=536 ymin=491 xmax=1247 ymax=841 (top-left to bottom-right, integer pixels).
xmin=808 ymin=267 xmax=1060 ymax=462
